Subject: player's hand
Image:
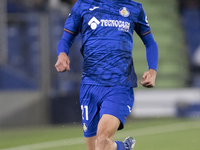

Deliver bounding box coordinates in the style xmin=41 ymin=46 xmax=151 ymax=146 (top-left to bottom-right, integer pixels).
xmin=55 ymin=52 xmax=70 ymax=72
xmin=140 ymin=69 xmax=157 ymax=88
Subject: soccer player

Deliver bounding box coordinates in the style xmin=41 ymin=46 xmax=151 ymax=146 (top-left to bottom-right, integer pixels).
xmin=55 ymin=0 xmax=158 ymax=150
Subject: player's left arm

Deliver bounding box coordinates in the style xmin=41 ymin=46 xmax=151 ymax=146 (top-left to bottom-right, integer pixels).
xmin=139 ymin=32 xmax=158 ymax=88
xmin=134 ymin=4 xmax=158 ymax=88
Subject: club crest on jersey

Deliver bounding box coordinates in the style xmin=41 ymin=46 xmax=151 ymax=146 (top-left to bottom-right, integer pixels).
xmin=119 ymin=7 xmax=130 ymax=17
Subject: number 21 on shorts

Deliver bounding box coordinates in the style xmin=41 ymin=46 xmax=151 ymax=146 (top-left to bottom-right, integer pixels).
xmin=81 ymin=105 xmax=89 ymax=120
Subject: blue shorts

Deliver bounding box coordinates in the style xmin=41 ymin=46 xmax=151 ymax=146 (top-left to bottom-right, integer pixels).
xmin=79 ymin=84 xmax=134 ymax=137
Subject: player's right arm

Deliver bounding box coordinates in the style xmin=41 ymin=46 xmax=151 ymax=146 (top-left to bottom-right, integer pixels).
xmin=55 ymin=0 xmax=82 ymax=72
xmin=55 ymin=31 xmax=76 ymax=72
xmin=55 ymin=52 xmax=70 ymax=72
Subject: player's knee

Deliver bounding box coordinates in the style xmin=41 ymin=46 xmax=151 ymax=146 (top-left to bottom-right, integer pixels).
xmin=95 ymin=132 xmax=112 ymax=148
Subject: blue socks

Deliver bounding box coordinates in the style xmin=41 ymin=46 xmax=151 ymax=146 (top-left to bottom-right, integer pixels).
xmin=115 ymin=141 xmax=124 ymax=150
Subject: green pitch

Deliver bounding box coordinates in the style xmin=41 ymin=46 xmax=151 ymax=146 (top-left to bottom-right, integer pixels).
xmin=1 ymin=118 xmax=200 ymax=150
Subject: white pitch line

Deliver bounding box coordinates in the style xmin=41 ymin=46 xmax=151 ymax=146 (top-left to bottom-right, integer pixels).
xmin=0 ymin=137 xmax=85 ymax=150
xmin=1 ymin=121 xmax=200 ymax=150
xmin=115 ymin=121 xmax=200 ymax=139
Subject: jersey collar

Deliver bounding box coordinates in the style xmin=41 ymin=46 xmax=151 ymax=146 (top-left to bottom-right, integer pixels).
xmin=96 ymin=0 xmax=131 ymax=2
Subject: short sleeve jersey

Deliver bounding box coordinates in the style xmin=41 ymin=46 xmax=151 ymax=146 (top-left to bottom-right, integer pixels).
xmin=64 ymin=0 xmax=151 ymax=87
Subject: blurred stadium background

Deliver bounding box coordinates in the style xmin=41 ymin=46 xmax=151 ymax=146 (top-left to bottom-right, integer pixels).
xmin=0 ymin=0 xmax=200 ymax=150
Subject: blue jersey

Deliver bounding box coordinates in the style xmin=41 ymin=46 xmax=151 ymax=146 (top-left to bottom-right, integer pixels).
xmin=64 ymin=0 xmax=151 ymax=87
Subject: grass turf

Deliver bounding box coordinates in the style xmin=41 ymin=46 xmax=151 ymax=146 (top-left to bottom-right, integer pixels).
xmin=0 ymin=118 xmax=200 ymax=150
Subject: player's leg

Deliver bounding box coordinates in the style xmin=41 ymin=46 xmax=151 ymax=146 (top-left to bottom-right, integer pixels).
xmin=95 ymin=114 xmax=120 ymax=150
xmin=95 ymin=86 xmax=135 ymax=150
xmin=95 ymin=115 xmax=135 ymax=150
xmin=85 ymin=136 xmax=96 ymax=150
xmin=79 ymin=84 xmax=101 ymax=150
